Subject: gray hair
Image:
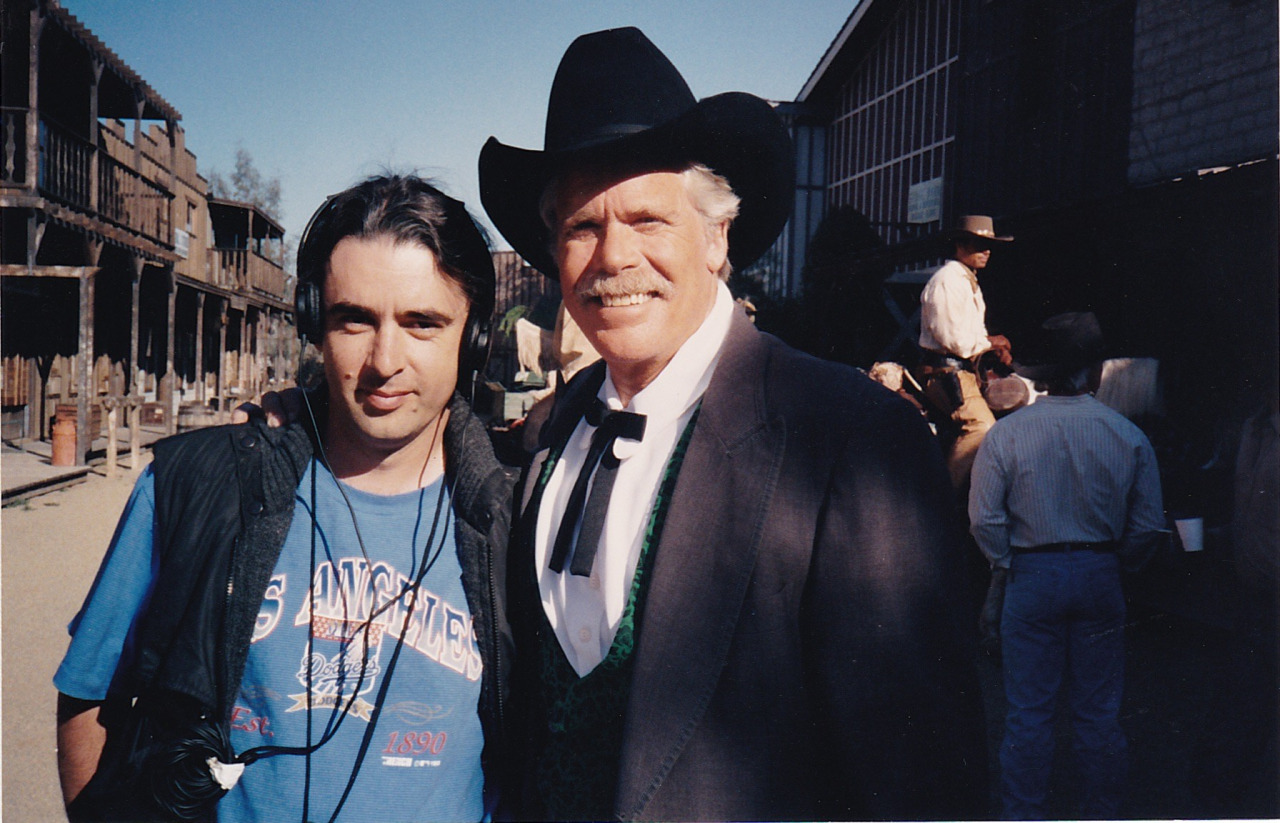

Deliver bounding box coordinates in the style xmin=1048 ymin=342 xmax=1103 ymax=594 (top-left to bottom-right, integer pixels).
xmin=540 ymin=162 xmax=740 ymax=280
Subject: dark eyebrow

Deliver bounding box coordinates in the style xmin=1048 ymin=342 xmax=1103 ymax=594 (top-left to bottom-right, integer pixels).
xmin=326 ymin=301 xmax=459 ymax=326
xmin=326 ymin=301 xmax=373 ymax=319
xmin=401 ymin=308 xmax=456 ymax=326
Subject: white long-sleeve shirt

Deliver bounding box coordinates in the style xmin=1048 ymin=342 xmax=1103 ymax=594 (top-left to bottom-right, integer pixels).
xmin=535 ymin=282 xmax=735 ymax=676
xmin=919 ymin=259 xmax=991 ymax=359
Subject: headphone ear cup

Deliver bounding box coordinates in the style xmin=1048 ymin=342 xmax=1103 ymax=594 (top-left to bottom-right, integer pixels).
xmin=459 ymin=314 xmax=492 ymax=388
xmin=295 ymin=280 xmax=322 ymax=345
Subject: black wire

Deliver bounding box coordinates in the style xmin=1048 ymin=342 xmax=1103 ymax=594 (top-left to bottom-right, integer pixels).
xmin=236 ymin=461 xmax=370 ymax=766
xmin=143 ymin=398 xmax=457 ymax=823
xmin=233 ymin=393 xmax=453 ymax=822
xmin=233 ymin=393 xmax=456 ymax=822
xmin=325 ymin=492 xmax=452 ymax=823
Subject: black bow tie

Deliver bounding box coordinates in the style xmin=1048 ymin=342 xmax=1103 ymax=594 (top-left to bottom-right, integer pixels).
xmin=548 ymin=399 xmax=647 ymax=577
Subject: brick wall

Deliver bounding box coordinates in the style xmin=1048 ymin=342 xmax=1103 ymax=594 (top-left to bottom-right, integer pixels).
xmin=1129 ymin=0 xmax=1279 ymax=185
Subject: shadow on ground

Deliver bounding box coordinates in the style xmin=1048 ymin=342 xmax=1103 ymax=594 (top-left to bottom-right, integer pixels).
xmin=977 ymin=601 xmax=1278 ymax=819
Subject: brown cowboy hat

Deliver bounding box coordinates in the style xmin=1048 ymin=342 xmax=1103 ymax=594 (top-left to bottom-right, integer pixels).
xmin=944 ymin=215 xmax=1014 ymax=244
xmin=478 ymin=27 xmax=795 ymax=278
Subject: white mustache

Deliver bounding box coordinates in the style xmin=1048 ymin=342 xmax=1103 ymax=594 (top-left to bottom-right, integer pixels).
xmin=574 ymin=271 xmax=673 ymax=300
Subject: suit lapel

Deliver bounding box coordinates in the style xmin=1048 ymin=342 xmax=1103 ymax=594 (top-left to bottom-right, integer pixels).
xmin=614 ymin=312 xmax=786 ymax=817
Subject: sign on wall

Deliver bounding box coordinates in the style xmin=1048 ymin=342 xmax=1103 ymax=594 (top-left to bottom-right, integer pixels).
xmin=907 ymin=178 xmax=944 ymax=224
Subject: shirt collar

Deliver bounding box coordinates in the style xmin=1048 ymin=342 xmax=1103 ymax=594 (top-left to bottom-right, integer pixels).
xmin=593 ymin=281 xmax=734 ymax=455
xmin=951 ymin=258 xmax=978 ymax=285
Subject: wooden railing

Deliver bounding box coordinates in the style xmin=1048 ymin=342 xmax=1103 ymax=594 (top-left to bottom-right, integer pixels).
xmin=12 ymin=112 xmax=174 ymax=247
xmin=38 ymin=117 xmax=92 ymax=204
xmin=1 ymin=107 xmax=30 ymax=186
xmin=210 ymin=247 xmax=248 ymax=289
xmin=249 ymin=256 xmax=288 ymax=299
xmin=210 ymin=247 xmax=288 ymax=300
xmin=98 ymin=152 xmax=171 ymax=242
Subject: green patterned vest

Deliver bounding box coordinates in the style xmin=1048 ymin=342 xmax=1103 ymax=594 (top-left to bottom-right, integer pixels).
xmin=520 ymin=408 xmax=699 ymax=820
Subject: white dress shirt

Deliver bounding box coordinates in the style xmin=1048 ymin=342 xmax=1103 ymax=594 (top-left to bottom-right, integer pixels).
xmin=535 ymin=282 xmax=735 ymax=676
xmin=919 ymin=259 xmax=991 ymax=359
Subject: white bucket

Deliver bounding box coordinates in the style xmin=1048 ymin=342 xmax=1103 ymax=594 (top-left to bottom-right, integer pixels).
xmin=1174 ymin=517 xmax=1204 ymax=552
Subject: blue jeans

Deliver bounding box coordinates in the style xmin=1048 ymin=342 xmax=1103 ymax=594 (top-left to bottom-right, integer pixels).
xmin=1000 ymin=551 xmax=1127 ymax=819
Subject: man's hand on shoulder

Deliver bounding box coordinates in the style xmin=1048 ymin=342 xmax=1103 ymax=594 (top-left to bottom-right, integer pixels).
xmin=231 ymin=387 xmax=307 ymax=427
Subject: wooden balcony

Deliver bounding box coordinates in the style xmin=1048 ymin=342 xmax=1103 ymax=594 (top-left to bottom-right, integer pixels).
xmin=209 ymin=247 xmax=288 ymax=301
xmin=1 ymin=109 xmax=173 ymax=248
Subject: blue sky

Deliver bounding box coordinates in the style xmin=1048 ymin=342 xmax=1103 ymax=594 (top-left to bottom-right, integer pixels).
xmin=63 ymin=1 xmax=856 ymax=251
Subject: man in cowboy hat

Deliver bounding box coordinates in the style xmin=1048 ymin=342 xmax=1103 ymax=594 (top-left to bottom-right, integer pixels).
xmin=919 ymin=214 xmax=1015 ymax=490
xmin=479 ymin=27 xmax=987 ymax=821
xmin=969 ymin=312 xmax=1165 ymax=819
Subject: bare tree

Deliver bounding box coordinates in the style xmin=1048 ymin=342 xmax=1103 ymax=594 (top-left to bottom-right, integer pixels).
xmin=207 ymin=148 xmax=294 ymax=272
xmin=207 ymin=148 xmax=282 ymax=221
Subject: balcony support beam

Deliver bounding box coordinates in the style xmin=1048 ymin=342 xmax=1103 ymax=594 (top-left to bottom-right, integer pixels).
xmin=132 ymin=88 xmax=146 ymax=178
xmin=25 ymin=9 xmax=45 ymax=195
xmin=217 ymin=303 xmax=228 ymax=412
xmin=88 ymin=58 xmax=104 ymax=215
xmin=75 ymin=239 xmax=103 ymax=465
xmin=163 ymin=267 xmax=177 ymax=434
xmin=26 ymin=212 xmax=46 ymax=275
xmin=195 ymin=290 xmax=206 ymax=404
xmin=129 ymin=255 xmax=143 ymax=396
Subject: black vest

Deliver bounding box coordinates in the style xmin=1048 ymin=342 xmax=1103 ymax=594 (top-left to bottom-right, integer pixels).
xmin=132 ymin=421 xmax=313 ymax=718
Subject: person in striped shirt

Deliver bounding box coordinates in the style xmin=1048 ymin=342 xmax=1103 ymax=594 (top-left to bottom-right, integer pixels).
xmin=969 ymin=311 xmax=1165 ymax=819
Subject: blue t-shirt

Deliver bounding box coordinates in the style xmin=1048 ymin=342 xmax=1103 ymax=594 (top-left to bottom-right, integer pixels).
xmin=56 ymin=461 xmax=485 ymax=823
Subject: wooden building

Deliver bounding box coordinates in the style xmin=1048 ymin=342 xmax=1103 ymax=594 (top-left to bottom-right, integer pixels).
xmin=1 ymin=0 xmax=296 ymax=464
xmin=788 ymin=0 xmax=1277 ymax=410
xmin=777 ymin=0 xmax=1277 ymax=641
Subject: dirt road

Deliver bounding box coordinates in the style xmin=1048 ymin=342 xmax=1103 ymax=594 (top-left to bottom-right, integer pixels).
xmin=2 ymin=462 xmax=147 ymax=822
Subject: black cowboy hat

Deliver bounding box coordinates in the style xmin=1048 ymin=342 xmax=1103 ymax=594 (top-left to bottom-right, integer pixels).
xmin=479 ymin=26 xmax=795 ymax=278
xmin=1015 ymin=312 xmax=1106 ymax=382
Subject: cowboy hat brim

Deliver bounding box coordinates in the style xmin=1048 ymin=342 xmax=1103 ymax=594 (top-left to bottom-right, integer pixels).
xmin=480 ymin=91 xmax=795 ymax=278
xmin=943 ymin=228 xmax=1015 ymax=244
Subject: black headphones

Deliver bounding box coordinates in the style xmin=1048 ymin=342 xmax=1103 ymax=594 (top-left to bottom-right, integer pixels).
xmin=294 ymin=185 xmax=494 ymax=392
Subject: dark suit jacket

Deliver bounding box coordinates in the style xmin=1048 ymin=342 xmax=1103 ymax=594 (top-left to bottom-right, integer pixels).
xmin=510 ymin=310 xmax=987 ymax=821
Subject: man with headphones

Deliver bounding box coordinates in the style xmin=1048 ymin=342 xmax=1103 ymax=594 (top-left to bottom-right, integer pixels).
xmin=53 ymin=175 xmax=514 ymax=822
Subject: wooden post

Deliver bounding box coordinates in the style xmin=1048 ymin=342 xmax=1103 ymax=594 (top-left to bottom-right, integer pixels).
xmin=165 ymin=275 xmax=177 ymax=434
xmin=217 ymin=303 xmax=228 ymax=411
xmin=105 ymin=400 xmax=119 ymax=478
xmin=129 ymin=256 xmax=143 ymax=394
xmin=25 ymin=9 xmax=45 ymax=195
xmin=88 ymin=59 xmax=104 ymax=210
xmin=258 ymin=308 xmax=268 ymax=394
xmin=132 ymin=92 xmax=145 ymax=176
xmin=26 ymin=354 xmax=39 ymax=441
xmin=195 ymin=291 xmax=206 ymax=404
xmin=75 ymin=252 xmax=101 ymax=465
xmin=75 ymin=268 xmax=93 ymax=465
xmin=129 ymin=400 xmax=140 ymax=470
xmin=239 ymin=310 xmax=248 ymax=400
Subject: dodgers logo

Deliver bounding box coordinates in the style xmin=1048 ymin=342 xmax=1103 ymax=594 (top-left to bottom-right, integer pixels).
xmin=283 ymin=556 xmax=481 ymax=721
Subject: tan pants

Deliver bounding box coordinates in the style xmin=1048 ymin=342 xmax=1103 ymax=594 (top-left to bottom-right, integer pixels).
xmin=947 ymin=371 xmax=995 ymax=489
